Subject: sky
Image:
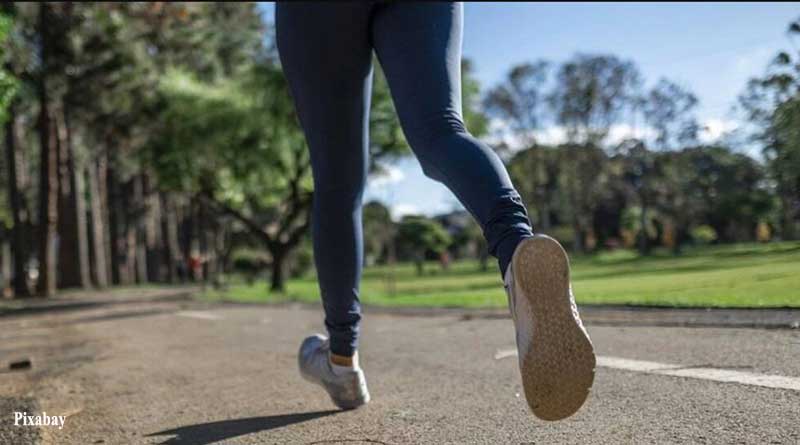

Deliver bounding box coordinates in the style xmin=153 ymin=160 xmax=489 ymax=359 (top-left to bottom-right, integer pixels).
xmin=259 ymin=2 xmax=800 ymax=219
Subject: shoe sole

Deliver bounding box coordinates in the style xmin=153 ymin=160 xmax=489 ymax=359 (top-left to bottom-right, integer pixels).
xmin=511 ymin=235 xmax=596 ymax=421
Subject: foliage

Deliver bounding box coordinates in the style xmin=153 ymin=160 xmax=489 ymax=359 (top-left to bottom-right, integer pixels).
xmin=484 ymin=60 xmax=550 ymax=147
xmin=362 ymin=200 xmax=394 ymax=265
xmin=549 ymin=53 xmax=641 ymax=145
xmin=641 ymin=78 xmax=699 ymax=149
xmin=738 ymin=16 xmax=800 ymax=240
xmin=690 ymin=225 xmax=718 ymax=245
xmin=0 ymin=12 xmax=17 ymax=122
xmin=396 ymin=215 xmax=452 ymax=275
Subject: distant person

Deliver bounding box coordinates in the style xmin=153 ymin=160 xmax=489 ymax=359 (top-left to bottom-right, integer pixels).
xmin=276 ymin=2 xmax=595 ymax=420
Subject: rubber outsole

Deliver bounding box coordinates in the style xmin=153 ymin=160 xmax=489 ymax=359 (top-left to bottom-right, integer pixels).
xmin=511 ymin=235 xmax=596 ymax=421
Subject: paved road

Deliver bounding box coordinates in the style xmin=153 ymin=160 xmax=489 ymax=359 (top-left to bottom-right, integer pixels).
xmin=1 ymin=300 xmax=799 ymax=444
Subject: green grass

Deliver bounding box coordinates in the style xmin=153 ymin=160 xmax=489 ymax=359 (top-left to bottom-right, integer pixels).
xmin=203 ymin=241 xmax=800 ymax=309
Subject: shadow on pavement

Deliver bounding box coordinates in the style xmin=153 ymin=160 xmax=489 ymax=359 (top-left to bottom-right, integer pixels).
xmin=146 ymin=410 xmax=339 ymax=445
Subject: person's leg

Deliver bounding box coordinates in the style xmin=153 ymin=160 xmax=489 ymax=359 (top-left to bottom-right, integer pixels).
xmin=370 ymin=3 xmax=594 ymax=421
xmin=276 ymin=2 xmax=373 ymax=359
xmin=370 ymin=2 xmax=533 ymax=276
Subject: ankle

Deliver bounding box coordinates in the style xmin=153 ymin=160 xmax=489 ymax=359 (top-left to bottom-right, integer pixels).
xmin=330 ymin=351 xmax=358 ymax=368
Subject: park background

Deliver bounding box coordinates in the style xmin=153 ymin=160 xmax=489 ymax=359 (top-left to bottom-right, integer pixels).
xmin=0 ymin=2 xmax=798 ymax=309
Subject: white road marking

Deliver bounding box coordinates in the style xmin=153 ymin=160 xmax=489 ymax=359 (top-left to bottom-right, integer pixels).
xmin=176 ymin=311 xmax=222 ymax=321
xmin=494 ymin=348 xmax=800 ymax=391
xmin=494 ymin=349 xmax=518 ymax=360
xmin=597 ymin=356 xmax=800 ymax=391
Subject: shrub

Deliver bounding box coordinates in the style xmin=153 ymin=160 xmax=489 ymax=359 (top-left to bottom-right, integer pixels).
xmin=690 ymin=225 xmax=718 ymax=245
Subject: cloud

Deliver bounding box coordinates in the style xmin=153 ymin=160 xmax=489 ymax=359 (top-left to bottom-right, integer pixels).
xmin=488 ymin=119 xmax=657 ymax=150
xmin=699 ymin=118 xmax=739 ymax=143
xmin=391 ymin=203 xmax=420 ymax=221
xmin=488 ymin=116 xmax=741 ymax=148
xmin=369 ymin=165 xmax=406 ymax=188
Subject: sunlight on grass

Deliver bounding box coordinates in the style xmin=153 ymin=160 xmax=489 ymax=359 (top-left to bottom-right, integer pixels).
xmin=202 ymin=241 xmax=800 ymax=309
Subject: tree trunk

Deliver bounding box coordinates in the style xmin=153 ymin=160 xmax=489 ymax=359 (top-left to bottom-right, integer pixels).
xmin=55 ymin=104 xmax=90 ymax=289
xmin=36 ymin=4 xmax=59 ymax=297
xmin=181 ymin=198 xmax=197 ymax=281
xmin=539 ymin=200 xmax=551 ymax=231
xmin=572 ymin=222 xmax=583 ymax=253
xmin=214 ymin=225 xmax=231 ymax=286
xmin=780 ymin=193 xmax=796 ymax=241
xmin=143 ymin=175 xmax=163 ymax=282
xmin=638 ymin=201 xmax=649 ymax=256
xmin=161 ymin=193 xmax=181 ymax=283
xmin=106 ymin=147 xmax=131 ymax=285
xmin=672 ymin=224 xmax=685 ymax=256
xmin=97 ymin=151 xmax=113 ymax=283
xmin=4 ymin=104 xmax=32 ymax=297
xmin=2 ymin=234 xmax=10 ymax=296
xmin=131 ymin=175 xmax=148 ymax=284
xmin=567 ymin=172 xmax=583 ymax=253
xmin=270 ymin=249 xmax=287 ymax=292
xmin=197 ymin=197 xmax=210 ymax=284
xmin=37 ymin=107 xmax=58 ymax=297
xmin=87 ymin=158 xmax=109 ymax=287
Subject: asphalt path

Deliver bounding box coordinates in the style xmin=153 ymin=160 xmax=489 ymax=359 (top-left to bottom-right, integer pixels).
xmin=1 ymin=301 xmax=799 ymax=444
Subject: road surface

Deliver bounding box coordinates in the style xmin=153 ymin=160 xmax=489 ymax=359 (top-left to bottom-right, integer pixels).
xmin=1 ymin=299 xmax=799 ymax=444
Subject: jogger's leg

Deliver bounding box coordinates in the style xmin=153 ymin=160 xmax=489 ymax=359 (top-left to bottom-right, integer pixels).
xmin=276 ymin=3 xmax=373 ymax=357
xmin=371 ymin=2 xmax=533 ymax=275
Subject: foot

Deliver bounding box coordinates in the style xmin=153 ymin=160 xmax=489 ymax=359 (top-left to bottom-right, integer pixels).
xmin=298 ymin=334 xmax=370 ymax=410
xmin=504 ymin=234 xmax=596 ymax=421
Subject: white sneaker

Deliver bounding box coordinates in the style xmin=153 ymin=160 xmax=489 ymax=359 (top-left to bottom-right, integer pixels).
xmin=504 ymin=234 xmax=596 ymax=421
xmin=298 ymin=334 xmax=370 ymax=410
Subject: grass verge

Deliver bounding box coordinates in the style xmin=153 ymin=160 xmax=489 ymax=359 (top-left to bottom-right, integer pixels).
xmin=202 ymin=241 xmax=800 ymax=309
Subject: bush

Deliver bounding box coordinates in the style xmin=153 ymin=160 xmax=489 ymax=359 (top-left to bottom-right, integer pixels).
xmin=289 ymin=243 xmax=314 ymax=278
xmin=690 ymin=225 xmax=718 ymax=245
xmin=548 ymin=225 xmax=576 ymax=250
xmin=231 ymin=249 xmax=269 ymax=284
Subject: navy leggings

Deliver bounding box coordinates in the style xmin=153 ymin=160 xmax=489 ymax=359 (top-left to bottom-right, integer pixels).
xmin=276 ymin=2 xmax=533 ymax=356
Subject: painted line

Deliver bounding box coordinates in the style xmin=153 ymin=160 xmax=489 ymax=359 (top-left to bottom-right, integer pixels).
xmin=597 ymin=356 xmax=800 ymax=391
xmin=494 ymin=349 xmax=800 ymax=391
xmin=494 ymin=349 xmax=518 ymax=360
xmin=175 ymin=311 xmax=222 ymax=321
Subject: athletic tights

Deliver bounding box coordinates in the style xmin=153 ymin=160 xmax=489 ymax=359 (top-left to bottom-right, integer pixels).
xmin=276 ymin=1 xmax=533 ymax=356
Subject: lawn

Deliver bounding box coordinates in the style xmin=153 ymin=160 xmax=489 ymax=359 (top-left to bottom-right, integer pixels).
xmin=204 ymin=241 xmax=800 ymax=309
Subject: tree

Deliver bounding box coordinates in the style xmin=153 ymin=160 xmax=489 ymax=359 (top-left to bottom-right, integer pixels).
xmin=547 ymin=54 xmax=640 ymax=251
xmin=362 ymin=200 xmax=394 ymax=266
xmin=1 ymin=8 xmax=32 ymax=297
xmin=35 ymin=2 xmax=61 ymax=296
xmin=485 ymin=61 xmax=557 ymax=230
xmin=396 ymin=215 xmax=451 ymax=276
xmin=507 ymin=144 xmax=561 ymax=231
xmin=0 ymin=11 xmax=14 ymax=117
xmin=484 ymin=60 xmax=550 ymax=148
xmin=642 ymin=78 xmax=699 ymax=150
xmin=738 ymin=16 xmax=800 ymax=240
xmin=451 ymin=215 xmax=488 ymax=271
xmin=614 ymin=138 xmax=659 ymax=254
xmin=461 ymin=58 xmax=490 ymax=138
xmin=557 ymin=142 xmax=609 ymax=252
xmin=147 ymin=65 xmax=312 ymax=292
xmin=549 ymin=53 xmax=641 ymax=145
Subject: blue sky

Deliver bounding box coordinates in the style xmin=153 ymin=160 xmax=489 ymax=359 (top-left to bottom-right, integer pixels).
xmin=259 ymin=2 xmax=800 ymax=219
